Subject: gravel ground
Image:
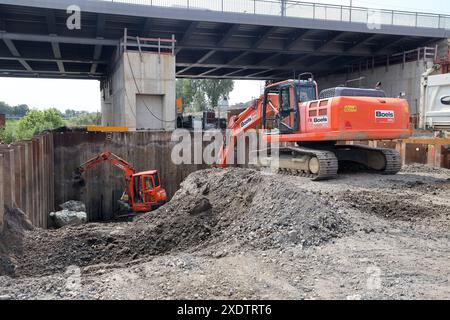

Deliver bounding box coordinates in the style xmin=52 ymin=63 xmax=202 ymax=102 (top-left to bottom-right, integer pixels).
xmin=0 ymin=164 xmax=449 ymax=300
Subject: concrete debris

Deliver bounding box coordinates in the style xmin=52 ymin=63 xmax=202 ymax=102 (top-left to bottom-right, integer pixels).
xmin=50 ymin=201 xmax=87 ymax=228
xmin=59 ymin=200 xmax=86 ymax=213
xmin=49 ymin=210 xmax=87 ymax=229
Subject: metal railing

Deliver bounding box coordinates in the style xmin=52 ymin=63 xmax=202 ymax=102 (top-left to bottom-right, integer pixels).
xmin=104 ymin=0 xmax=450 ymax=30
xmin=121 ymin=29 xmax=176 ymax=55
xmin=346 ymin=46 xmax=438 ymax=74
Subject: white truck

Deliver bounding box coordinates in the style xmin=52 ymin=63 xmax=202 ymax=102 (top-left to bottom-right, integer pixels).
xmin=419 ymin=70 xmax=450 ymax=131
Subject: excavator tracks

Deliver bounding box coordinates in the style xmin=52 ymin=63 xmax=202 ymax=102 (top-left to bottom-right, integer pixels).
xmin=335 ymin=144 xmax=403 ymax=175
xmin=260 ymin=147 xmax=339 ymax=181
xmin=257 ymin=144 xmax=402 ymax=181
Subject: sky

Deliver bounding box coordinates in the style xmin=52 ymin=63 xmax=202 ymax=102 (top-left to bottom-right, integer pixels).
xmin=0 ymin=0 xmax=449 ymax=112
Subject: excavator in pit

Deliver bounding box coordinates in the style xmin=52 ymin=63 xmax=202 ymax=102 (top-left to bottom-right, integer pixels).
xmin=73 ymin=151 xmax=167 ymax=212
xmin=218 ymin=73 xmax=411 ymax=180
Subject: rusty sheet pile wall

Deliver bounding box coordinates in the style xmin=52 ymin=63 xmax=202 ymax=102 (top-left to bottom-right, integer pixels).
xmin=0 ymin=133 xmax=54 ymax=230
xmin=1 ymin=130 xmax=206 ymax=228
xmin=53 ymin=131 xmax=206 ymax=221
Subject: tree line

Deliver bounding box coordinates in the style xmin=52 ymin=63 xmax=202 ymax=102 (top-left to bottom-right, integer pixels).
xmin=0 ymin=101 xmax=30 ymax=118
xmin=0 ymin=105 xmax=101 ymax=144
xmin=176 ymin=79 xmax=234 ymax=113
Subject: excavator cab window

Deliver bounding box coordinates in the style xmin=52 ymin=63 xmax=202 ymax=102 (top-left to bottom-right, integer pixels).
xmin=280 ymin=87 xmax=291 ymax=117
xmin=297 ymin=83 xmax=317 ymax=102
xmin=143 ymin=176 xmax=154 ymax=191
xmin=133 ymin=176 xmax=143 ymax=204
xmin=278 ymin=85 xmax=298 ymax=133
xmin=153 ymin=172 xmax=161 ymax=188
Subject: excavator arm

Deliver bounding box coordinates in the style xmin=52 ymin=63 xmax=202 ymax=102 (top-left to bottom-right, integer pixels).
xmin=74 ymin=151 xmax=136 ymax=185
xmin=218 ymin=94 xmax=278 ymax=167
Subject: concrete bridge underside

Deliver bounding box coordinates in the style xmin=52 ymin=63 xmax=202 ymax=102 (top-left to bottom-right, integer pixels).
xmin=0 ymin=0 xmax=449 ymax=81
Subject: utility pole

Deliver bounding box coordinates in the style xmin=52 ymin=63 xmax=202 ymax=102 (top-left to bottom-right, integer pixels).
xmin=281 ymin=0 xmax=287 ymax=17
xmin=349 ymin=0 xmax=353 ymax=22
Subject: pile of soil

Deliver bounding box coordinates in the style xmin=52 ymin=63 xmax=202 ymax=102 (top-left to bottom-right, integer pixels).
xmin=342 ymin=190 xmax=449 ymax=221
xmin=14 ymin=168 xmax=352 ymax=277
xmin=0 ymin=208 xmax=33 ymax=276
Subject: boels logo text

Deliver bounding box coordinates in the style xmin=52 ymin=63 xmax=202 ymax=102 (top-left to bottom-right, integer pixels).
xmin=375 ymin=110 xmax=395 ymax=123
xmin=311 ymin=116 xmax=329 ymax=126
xmin=240 ymin=116 xmax=253 ymax=128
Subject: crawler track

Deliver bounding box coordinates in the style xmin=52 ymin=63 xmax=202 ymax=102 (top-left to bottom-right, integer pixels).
xmin=335 ymin=145 xmax=403 ymax=175
xmin=260 ymin=144 xmax=402 ymax=180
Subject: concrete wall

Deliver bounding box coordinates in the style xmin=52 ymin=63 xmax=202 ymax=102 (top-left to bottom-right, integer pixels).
xmin=316 ymin=59 xmax=434 ymax=115
xmin=101 ymin=51 xmax=176 ymax=131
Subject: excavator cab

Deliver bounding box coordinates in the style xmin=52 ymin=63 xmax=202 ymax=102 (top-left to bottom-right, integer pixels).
xmin=263 ymin=77 xmax=318 ymax=133
xmin=131 ymin=171 xmax=166 ymax=212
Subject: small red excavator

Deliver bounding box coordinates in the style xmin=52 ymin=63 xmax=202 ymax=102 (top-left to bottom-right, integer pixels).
xmin=73 ymin=151 xmax=167 ymax=212
xmin=218 ymin=73 xmax=411 ymax=180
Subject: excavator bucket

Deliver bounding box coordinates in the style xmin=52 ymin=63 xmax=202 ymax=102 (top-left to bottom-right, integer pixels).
xmin=72 ymin=170 xmax=86 ymax=188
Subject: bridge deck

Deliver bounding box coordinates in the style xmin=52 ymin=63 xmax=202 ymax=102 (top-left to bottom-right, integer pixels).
xmin=0 ymin=0 xmax=448 ymax=80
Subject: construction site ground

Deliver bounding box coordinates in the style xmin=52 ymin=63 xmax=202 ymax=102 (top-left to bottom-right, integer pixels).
xmin=0 ymin=164 xmax=449 ymax=300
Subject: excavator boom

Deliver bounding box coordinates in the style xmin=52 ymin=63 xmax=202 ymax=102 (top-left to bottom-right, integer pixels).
xmin=218 ymin=94 xmax=278 ymax=166
xmin=75 ymin=151 xmax=136 ymax=181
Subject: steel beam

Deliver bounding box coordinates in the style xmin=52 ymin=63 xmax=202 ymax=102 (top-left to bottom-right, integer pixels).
xmin=315 ymin=31 xmax=348 ymax=52
xmin=217 ymin=24 xmax=240 ymax=47
xmin=0 ymin=56 xmax=107 ymax=64
xmin=0 ymin=32 xmax=118 ymax=46
xmin=91 ymin=14 xmax=106 ymax=74
xmin=284 ymin=29 xmax=315 ymax=51
xmin=51 ymin=40 xmax=65 ymax=73
xmin=345 ymin=34 xmax=379 ymax=52
xmin=175 ymin=21 xmax=199 ymax=54
xmin=2 ymin=38 xmax=32 ymax=71
xmin=177 ymin=50 xmax=217 ymax=75
xmin=252 ymin=26 xmax=278 ymax=49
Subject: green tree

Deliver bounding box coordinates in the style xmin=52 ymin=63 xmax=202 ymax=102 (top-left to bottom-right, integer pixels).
xmin=69 ymin=112 xmax=101 ymax=126
xmin=176 ymin=79 xmax=201 ymax=111
xmin=0 ymin=102 xmax=29 ymax=118
xmin=16 ymin=108 xmax=65 ymax=139
xmin=12 ymin=104 xmax=30 ymax=117
xmin=191 ymin=90 xmax=207 ymax=112
xmin=199 ymin=79 xmax=234 ymax=109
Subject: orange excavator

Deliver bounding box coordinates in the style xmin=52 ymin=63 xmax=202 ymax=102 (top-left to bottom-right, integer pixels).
xmin=73 ymin=151 xmax=167 ymax=212
xmin=218 ymin=73 xmax=411 ymax=180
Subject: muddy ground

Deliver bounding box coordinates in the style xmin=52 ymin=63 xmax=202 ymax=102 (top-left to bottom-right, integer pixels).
xmin=0 ymin=164 xmax=449 ymax=300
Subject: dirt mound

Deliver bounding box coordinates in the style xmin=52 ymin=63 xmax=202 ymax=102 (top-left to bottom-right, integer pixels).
xmin=342 ymin=190 xmax=449 ymax=221
xmin=0 ymin=208 xmax=34 ymax=276
xmin=14 ymin=168 xmax=352 ymax=277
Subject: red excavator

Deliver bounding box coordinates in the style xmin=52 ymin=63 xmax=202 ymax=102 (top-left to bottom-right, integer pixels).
xmin=74 ymin=151 xmax=167 ymax=212
xmin=218 ymin=73 xmax=411 ymax=180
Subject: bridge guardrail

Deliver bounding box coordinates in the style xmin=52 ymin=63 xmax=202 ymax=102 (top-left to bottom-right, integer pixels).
xmin=103 ymin=0 xmax=450 ymax=30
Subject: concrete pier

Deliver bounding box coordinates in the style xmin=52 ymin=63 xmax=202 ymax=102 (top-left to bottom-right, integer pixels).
xmin=101 ymin=51 xmax=176 ymax=131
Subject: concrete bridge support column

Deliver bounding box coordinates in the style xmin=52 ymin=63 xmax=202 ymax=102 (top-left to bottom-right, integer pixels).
xmin=101 ymin=51 xmax=176 ymax=131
